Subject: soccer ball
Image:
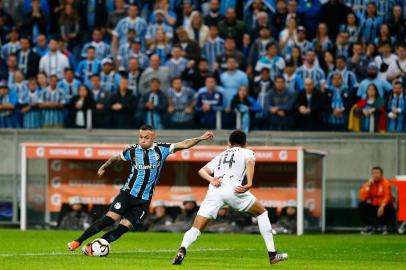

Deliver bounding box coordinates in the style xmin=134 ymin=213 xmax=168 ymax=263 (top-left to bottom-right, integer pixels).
xmin=90 ymin=238 xmax=110 ymax=257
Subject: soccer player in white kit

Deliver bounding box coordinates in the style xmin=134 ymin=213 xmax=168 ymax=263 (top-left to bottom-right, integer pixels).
xmin=172 ymin=130 xmax=288 ymax=265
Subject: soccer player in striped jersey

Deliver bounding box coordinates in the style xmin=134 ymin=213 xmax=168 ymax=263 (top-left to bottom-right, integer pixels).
xmin=67 ymin=125 xmax=214 ymax=255
xmin=38 ymin=75 xmax=66 ymax=128
xmin=19 ymin=77 xmax=42 ymax=128
xmin=172 ymin=130 xmax=288 ymax=265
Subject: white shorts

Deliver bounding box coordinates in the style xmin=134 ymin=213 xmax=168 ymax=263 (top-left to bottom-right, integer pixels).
xmin=197 ymin=179 xmax=256 ymax=219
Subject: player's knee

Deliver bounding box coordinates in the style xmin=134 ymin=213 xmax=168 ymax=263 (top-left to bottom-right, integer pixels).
xmin=106 ymin=211 xmax=121 ymax=221
xmin=119 ymin=218 xmax=133 ymax=229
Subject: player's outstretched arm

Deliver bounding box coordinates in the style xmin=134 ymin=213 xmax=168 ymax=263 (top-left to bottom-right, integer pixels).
xmin=97 ymin=155 xmax=123 ymax=176
xmin=172 ymin=131 xmax=214 ymax=152
xmin=235 ymin=158 xmax=255 ymax=193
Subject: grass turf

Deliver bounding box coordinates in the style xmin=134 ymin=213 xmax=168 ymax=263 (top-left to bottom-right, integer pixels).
xmin=0 ymin=229 xmax=404 ymax=270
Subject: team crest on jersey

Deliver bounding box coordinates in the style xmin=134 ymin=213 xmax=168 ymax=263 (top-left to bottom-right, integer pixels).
xmin=114 ymin=202 xmax=121 ymax=209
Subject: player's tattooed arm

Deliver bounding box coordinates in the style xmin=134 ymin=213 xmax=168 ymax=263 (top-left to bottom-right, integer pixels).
xmin=173 ymin=131 xmax=214 ymax=152
xmin=235 ymin=158 xmax=255 ymax=193
xmin=97 ymin=155 xmax=123 ymax=176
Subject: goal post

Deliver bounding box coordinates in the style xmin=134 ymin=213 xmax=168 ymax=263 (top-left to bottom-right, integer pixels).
xmin=20 ymin=143 xmax=326 ymax=235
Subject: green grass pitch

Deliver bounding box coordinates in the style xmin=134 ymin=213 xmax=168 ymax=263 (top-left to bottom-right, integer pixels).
xmin=0 ymin=229 xmax=404 ymax=270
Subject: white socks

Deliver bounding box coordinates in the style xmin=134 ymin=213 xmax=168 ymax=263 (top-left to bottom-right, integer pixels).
xmin=257 ymin=211 xmax=276 ymax=252
xmin=180 ymin=227 xmax=201 ymax=250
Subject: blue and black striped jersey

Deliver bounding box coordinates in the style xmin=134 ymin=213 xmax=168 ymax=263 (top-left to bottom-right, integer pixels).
xmin=120 ymin=142 xmax=174 ymax=201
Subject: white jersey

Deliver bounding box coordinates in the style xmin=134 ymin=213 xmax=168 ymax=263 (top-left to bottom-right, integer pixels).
xmin=206 ymin=147 xmax=255 ymax=183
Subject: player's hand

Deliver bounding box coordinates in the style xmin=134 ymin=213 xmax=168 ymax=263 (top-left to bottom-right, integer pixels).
xmin=97 ymin=167 xmax=105 ymax=176
xmin=377 ymin=205 xmax=385 ymax=218
xmin=210 ymin=176 xmax=222 ymax=187
xmin=235 ymin=184 xmax=252 ymax=193
xmin=200 ymin=131 xmax=214 ymax=141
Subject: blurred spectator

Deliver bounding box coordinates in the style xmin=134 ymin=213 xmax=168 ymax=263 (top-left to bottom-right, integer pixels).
xmin=357 ymin=63 xmax=392 ymax=99
xmin=216 ymin=37 xmax=245 ymax=72
xmin=39 ymin=37 xmax=70 ymax=79
xmin=127 ymin=57 xmax=143 ymax=97
xmin=347 ymin=42 xmax=369 ymax=81
xmin=17 ymin=36 xmax=40 ymax=79
xmin=296 ymin=78 xmax=324 ymax=131
xmin=20 ymin=0 xmax=48 ymax=42
xmin=275 ymin=201 xmax=297 ymax=234
xmin=255 ymin=42 xmax=285 ymax=82
xmin=195 ymin=76 xmax=224 ymax=129
xmin=59 ymin=197 xmax=92 ymax=231
xmin=374 ymin=42 xmax=396 ymax=81
xmin=140 ymin=78 xmax=168 ymax=129
xmin=204 ymin=0 xmax=224 ymax=26
xmin=76 ymin=0 xmax=107 ymax=36
xmin=186 ymin=11 xmax=209 ymax=48
xmin=334 ymin=31 xmax=350 ymax=59
xmin=147 ymin=29 xmax=171 ymax=65
xmin=296 ymin=50 xmax=325 ymax=91
xmin=220 ymin=56 xmax=249 ymax=109
xmin=90 ymin=74 xmax=111 ymax=129
xmin=145 ymin=10 xmax=174 ymax=50
xmin=283 ymin=60 xmax=303 ymax=94
xmin=6 ymin=54 xmax=18 ymax=90
xmin=313 ymin=23 xmax=333 ymax=53
xmin=36 ymin=71 xmax=48 ymax=91
xmin=33 ymin=34 xmax=49 ymax=57
xmin=354 ymin=84 xmax=386 ymax=132
xmin=230 ymin=85 xmax=261 ymax=132
xmin=389 ymin=5 xmax=406 ymax=40
xmin=143 ymin=200 xmax=173 ymax=232
xmin=81 ymin=28 xmax=112 ymax=61
xmin=386 ymin=81 xmax=406 ymax=132
xmin=107 ymin=76 xmax=137 ymax=129
xmin=339 ymin=12 xmax=361 ymax=45
xmin=387 ymin=43 xmax=406 ymax=84
xmin=297 ymin=0 xmax=322 ymax=38
xmin=205 ymin=207 xmax=237 ymax=233
xmin=247 ymin=26 xmax=274 ymax=76
xmin=375 ymin=24 xmax=395 ymax=47
xmin=139 ymin=55 xmax=171 ymax=96
xmin=269 ymin=76 xmax=295 ymax=130
xmin=319 ymin=0 xmax=350 ymax=40
xmin=66 ymin=84 xmax=95 ymax=128
xmin=76 ymin=46 xmax=101 ymax=88
xmin=112 ymin=4 xmax=147 ymax=57
xmin=202 ymin=24 xmax=225 ymax=72
xmin=359 ymin=166 xmax=395 ymax=235
xmin=175 ymin=26 xmax=201 ymax=61
xmin=1 ymin=27 xmax=20 ymax=61
xmin=117 ymin=40 xmax=149 ymax=71
xmin=166 ymin=46 xmax=188 ymax=79
xmin=58 ymin=68 xmax=81 ymax=101
xmin=172 ymin=195 xmax=198 ymax=230
xmin=360 ymin=3 xmax=382 ymax=45
xmin=327 ymin=56 xmax=358 ymax=94
xmin=100 ymin=58 xmax=120 ymax=93
xmin=0 ymin=83 xmax=17 ymax=127
xmin=252 ymin=67 xmax=272 ymax=130
xmin=271 ymin=0 xmax=288 ymax=37
xmin=182 ymin=58 xmax=217 ymax=91
xmin=167 ymin=77 xmax=196 ymax=129
xmin=218 ymin=8 xmax=245 ymax=47
xmin=106 ymin=0 xmax=128 ymax=37
xmin=59 ymin=4 xmax=80 ymax=55
xmin=324 ymin=72 xmax=351 ymax=131
xmin=19 ymin=77 xmax=41 ymax=128
xmin=38 ymin=75 xmax=66 ymax=128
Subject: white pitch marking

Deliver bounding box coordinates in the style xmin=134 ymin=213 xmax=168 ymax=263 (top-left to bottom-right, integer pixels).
xmin=0 ymin=247 xmax=233 ymax=257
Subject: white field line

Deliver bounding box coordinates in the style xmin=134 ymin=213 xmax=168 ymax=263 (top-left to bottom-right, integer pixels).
xmin=0 ymin=247 xmax=233 ymax=257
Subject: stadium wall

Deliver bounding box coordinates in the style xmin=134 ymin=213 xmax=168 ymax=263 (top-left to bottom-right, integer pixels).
xmin=1 ymin=129 xmax=405 ymax=229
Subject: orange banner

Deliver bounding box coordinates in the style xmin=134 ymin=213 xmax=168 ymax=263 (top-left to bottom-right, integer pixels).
xmin=25 ymin=143 xmax=299 ymax=162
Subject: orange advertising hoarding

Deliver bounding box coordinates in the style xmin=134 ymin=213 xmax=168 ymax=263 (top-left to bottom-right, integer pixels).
xmin=25 ymin=143 xmax=299 ymax=163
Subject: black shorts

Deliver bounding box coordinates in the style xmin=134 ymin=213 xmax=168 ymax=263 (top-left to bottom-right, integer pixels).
xmin=109 ymin=192 xmax=150 ymax=226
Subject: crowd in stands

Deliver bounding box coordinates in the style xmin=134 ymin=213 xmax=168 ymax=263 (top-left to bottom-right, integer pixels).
xmin=1 ymin=0 xmax=406 ymax=132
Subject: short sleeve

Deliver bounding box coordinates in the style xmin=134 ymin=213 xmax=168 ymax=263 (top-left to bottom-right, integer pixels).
xmin=120 ymin=146 xmax=132 ymax=161
xmin=205 ymin=155 xmax=220 ymax=173
xmin=157 ymin=143 xmax=175 ymax=159
xmin=245 ymin=149 xmax=255 ymax=161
